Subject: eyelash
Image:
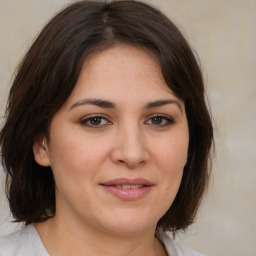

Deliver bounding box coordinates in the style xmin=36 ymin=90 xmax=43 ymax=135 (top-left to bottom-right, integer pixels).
xmin=80 ymin=114 xmax=174 ymax=128
xmin=145 ymin=114 xmax=175 ymax=127
xmin=80 ymin=115 xmax=111 ymax=128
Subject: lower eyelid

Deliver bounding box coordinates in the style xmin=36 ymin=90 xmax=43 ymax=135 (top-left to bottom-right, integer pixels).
xmin=80 ymin=115 xmax=111 ymax=126
xmin=80 ymin=115 xmax=174 ymax=127
xmin=147 ymin=115 xmax=174 ymax=123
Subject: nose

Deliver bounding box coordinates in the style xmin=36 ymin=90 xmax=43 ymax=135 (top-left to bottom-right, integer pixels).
xmin=110 ymin=124 xmax=150 ymax=169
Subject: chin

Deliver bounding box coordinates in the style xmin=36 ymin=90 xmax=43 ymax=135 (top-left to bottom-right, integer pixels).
xmin=103 ymin=222 xmax=155 ymax=235
xmin=97 ymin=210 xmax=158 ymax=235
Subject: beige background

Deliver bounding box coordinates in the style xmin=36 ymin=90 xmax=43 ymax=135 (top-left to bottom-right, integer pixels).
xmin=0 ymin=0 xmax=255 ymax=255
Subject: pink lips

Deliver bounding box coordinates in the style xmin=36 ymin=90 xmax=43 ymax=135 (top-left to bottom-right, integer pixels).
xmin=100 ymin=178 xmax=154 ymax=200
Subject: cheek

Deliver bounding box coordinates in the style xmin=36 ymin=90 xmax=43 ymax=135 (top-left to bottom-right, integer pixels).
xmin=155 ymin=136 xmax=188 ymax=171
xmin=48 ymin=138 xmax=97 ymax=205
xmin=48 ymin=131 xmax=110 ymax=183
xmin=152 ymin=135 xmax=188 ymax=196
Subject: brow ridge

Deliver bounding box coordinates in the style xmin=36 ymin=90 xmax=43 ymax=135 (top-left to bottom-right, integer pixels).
xmin=144 ymin=99 xmax=183 ymax=112
xmin=70 ymin=99 xmax=116 ymax=110
xmin=70 ymin=98 xmax=182 ymax=112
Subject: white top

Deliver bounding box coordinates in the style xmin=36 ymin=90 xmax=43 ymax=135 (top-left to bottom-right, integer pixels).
xmin=0 ymin=225 xmax=206 ymax=256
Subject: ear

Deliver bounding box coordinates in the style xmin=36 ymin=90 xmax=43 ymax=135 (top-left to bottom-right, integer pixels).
xmin=33 ymin=136 xmax=51 ymax=167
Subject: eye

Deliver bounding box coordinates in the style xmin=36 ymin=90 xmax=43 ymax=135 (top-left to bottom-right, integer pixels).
xmin=145 ymin=115 xmax=174 ymax=127
xmin=80 ymin=115 xmax=111 ymax=128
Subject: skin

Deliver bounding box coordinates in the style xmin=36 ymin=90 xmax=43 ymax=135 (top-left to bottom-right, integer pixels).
xmin=33 ymin=45 xmax=189 ymax=256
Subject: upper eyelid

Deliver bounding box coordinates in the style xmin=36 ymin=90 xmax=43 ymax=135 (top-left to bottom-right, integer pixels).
xmin=79 ymin=113 xmax=175 ymax=125
xmin=80 ymin=114 xmax=112 ymax=126
xmin=80 ymin=113 xmax=174 ymax=120
xmin=145 ymin=114 xmax=175 ymax=125
xmin=145 ymin=113 xmax=174 ymax=120
xmin=81 ymin=114 xmax=111 ymax=121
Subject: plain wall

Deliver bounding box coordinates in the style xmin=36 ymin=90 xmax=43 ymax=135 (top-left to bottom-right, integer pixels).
xmin=0 ymin=1 xmax=255 ymax=255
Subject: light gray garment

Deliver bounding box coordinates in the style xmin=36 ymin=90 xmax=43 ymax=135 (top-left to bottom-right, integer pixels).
xmin=0 ymin=225 xmax=48 ymax=256
xmin=0 ymin=225 xmax=206 ymax=256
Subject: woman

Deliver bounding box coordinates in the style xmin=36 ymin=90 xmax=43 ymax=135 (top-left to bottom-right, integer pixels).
xmin=0 ymin=1 xmax=213 ymax=255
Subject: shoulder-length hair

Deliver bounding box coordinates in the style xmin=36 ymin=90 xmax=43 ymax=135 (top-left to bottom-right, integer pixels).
xmin=0 ymin=0 xmax=213 ymax=234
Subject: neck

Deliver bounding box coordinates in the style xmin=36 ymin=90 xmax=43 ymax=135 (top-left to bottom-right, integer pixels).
xmin=35 ymin=216 xmax=167 ymax=256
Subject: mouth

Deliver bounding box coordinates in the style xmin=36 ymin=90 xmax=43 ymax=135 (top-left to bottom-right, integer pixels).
xmin=112 ymin=184 xmax=145 ymax=189
xmin=101 ymin=177 xmax=154 ymax=186
xmin=100 ymin=178 xmax=154 ymax=200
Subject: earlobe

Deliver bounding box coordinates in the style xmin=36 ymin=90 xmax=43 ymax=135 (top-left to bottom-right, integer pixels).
xmin=33 ymin=136 xmax=51 ymax=167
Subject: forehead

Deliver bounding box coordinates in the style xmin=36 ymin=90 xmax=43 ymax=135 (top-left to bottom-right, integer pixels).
xmin=65 ymin=45 xmax=179 ymax=107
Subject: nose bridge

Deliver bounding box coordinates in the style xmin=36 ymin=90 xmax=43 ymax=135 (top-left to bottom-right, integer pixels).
xmin=111 ymin=120 xmax=149 ymax=168
xmin=123 ymin=122 xmax=143 ymax=152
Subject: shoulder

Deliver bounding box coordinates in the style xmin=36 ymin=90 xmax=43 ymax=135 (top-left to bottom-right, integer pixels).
xmin=158 ymin=232 xmax=207 ymax=256
xmin=0 ymin=224 xmax=48 ymax=256
xmin=0 ymin=225 xmax=33 ymax=256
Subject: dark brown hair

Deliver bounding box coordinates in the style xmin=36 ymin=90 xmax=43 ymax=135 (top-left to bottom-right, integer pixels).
xmin=0 ymin=0 xmax=213 ymax=234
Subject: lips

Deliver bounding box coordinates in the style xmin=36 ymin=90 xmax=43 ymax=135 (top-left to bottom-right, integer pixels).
xmin=114 ymin=184 xmax=143 ymax=189
xmin=101 ymin=178 xmax=153 ymax=186
xmin=100 ymin=178 xmax=154 ymax=200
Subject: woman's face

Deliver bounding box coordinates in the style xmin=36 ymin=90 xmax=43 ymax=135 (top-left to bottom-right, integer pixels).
xmin=34 ymin=45 xmax=189 ymax=235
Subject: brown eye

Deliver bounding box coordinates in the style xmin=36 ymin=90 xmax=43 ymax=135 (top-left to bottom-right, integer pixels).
xmin=151 ymin=116 xmax=163 ymax=125
xmin=146 ymin=115 xmax=174 ymax=127
xmin=90 ymin=117 xmax=103 ymax=126
xmin=80 ymin=116 xmax=111 ymax=128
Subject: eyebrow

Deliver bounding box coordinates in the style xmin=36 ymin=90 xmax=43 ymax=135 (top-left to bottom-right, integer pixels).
xmin=69 ymin=98 xmax=183 ymax=113
xmin=144 ymin=99 xmax=183 ymax=113
xmin=70 ymin=99 xmax=116 ymax=110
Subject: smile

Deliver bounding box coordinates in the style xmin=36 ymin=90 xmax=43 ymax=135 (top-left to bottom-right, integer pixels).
xmin=101 ymin=178 xmax=154 ymax=200
xmin=114 ymin=184 xmax=144 ymax=189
